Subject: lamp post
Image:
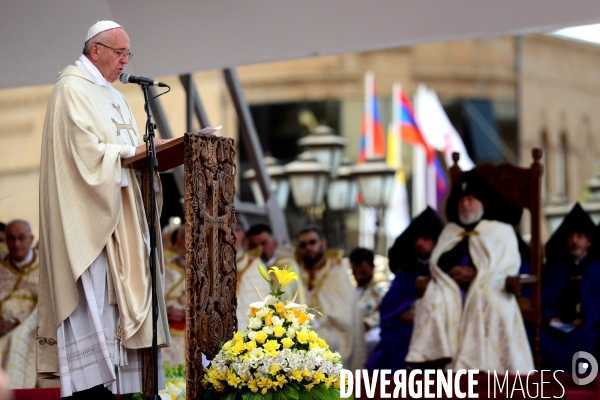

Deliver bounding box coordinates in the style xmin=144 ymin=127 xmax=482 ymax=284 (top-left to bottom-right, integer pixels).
xmin=283 ymin=151 xmax=331 ymax=222
xmin=351 ymin=157 xmax=396 ymax=255
xmin=243 ymin=154 xmax=290 ymax=209
xmin=297 ymin=124 xmax=347 ymax=178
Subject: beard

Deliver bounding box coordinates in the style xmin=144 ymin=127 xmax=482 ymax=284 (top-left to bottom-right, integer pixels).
xmin=304 ymin=247 xmax=325 ymax=267
xmin=458 ymin=207 xmax=484 ymax=226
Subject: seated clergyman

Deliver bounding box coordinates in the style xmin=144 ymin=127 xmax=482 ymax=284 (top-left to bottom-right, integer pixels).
xmin=405 ymin=170 xmax=534 ymax=372
xmin=541 ymin=203 xmax=600 ymax=372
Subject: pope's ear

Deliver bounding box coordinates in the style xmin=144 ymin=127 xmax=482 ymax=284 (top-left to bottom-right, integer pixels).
xmin=322 ymin=239 xmax=328 ymax=249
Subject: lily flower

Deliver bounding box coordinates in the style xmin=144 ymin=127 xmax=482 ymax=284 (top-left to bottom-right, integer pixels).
xmin=268 ymin=266 xmax=299 ymax=288
xmin=284 ymin=301 xmax=307 ymax=311
xmin=249 ymin=294 xmax=277 ymax=309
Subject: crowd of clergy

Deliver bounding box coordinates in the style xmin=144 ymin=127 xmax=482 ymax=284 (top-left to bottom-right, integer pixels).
xmin=1 ymin=168 xmax=600 ymax=387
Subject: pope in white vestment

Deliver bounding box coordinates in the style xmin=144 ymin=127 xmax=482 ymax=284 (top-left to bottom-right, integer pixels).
xmin=37 ymin=21 xmax=170 ymax=398
xmin=405 ymin=170 xmax=534 ymax=372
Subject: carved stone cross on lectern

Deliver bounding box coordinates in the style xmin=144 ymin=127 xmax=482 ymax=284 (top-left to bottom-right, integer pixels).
xmin=183 ymin=133 xmax=237 ymax=400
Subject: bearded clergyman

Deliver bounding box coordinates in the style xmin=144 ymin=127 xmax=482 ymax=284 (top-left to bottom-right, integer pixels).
xmin=37 ymin=21 xmax=172 ymax=399
xmin=405 ymin=170 xmax=534 ymax=372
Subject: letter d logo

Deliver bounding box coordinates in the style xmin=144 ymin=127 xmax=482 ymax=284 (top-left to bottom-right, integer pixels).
xmin=572 ymin=351 xmax=598 ymax=385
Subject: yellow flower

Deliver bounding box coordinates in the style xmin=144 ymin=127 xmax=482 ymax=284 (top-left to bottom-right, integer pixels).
xmin=227 ymin=369 xmax=242 ymax=387
xmin=317 ymin=338 xmax=329 ymax=349
xmin=258 ymin=264 xmax=270 ymax=282
xmin=247 ymin=380 xmax=259 ymax=393
xmin=275 ymin=374 xmax=288 ymax=388
xmin=302 ymin=369 xmax=312 ymax=378
xmin=233 ymin=331 xmax=244 ymax=342
xmin=290 ymin=369 xmax=303 ymax=382
xmin=268 ymin=266 xmax=299 ymax=288
xmin=275 ymin=302 xmax=285 ymax=313
xmin=221 ymin=340 xmax=233 ymax=351
xmin=295 ymin=311 xmax=310 ymax=324
xmin=265 ymin=313 xmax=273 ymax=326
xmin=269 ymin=364 xmax=281 ymax=375
xmin=304 ymin=383 xmax=315 ymax=391
xmin=296 ymin=330 xmax=309 ymax=344
xmin=281 ymin=337 xmax=294 ymax=349
xmin=312 ymin=371 xmax=326 ymax=384
xmin=309 ymin=341 xmax=320 ymax=351
xmin=255 ymin=331 xmax=268 ymax=344
xmin=308 ymin=330 xmax=318 ymax=342
xmin=231 ymin=341 xmax=246 ymax=354
xmin=245 ymin=340 xmax=257 ymax=351
xmin=250 ymin=306 xmax=261 ymax=316
xmin=263 ymin=339 xmax=281 ymax=355
xmin=273 ymin=326 xmax=286 ymax=338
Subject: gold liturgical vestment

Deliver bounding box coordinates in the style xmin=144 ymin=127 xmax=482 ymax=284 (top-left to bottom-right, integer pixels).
xmin=37 ymin=65 xmax=170 ymax=377
xmin=405 ymin=220 xmax=534 ymax=372
xmin=0 ymin=250 xmax=39 ymax=388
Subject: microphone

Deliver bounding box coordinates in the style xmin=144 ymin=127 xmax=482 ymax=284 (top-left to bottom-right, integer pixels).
xmin=119 ymin=72 xmax=168 ymax=87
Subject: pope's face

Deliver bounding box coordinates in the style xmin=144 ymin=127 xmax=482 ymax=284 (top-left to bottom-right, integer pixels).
xmin=89 ymin=28 xmax=130 ymax=83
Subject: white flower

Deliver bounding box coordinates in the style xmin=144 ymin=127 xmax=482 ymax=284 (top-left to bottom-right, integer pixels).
xmin=256 ymin=308 xmax=269 ymax=318
xmin=286 ymin=327 xmax=296 ymax=339
xmin=307 ymin=313 xmax=315 ymax=320
xmin=271 ymin=316 xmax=284 ymax=327
xmin=291 ymin=321 xmax=300 ymax=330
xmin=249 ymin=347 xmax=264 ymax=361
xmin=248 ymin=331 xmax=257 ymax=341
xmin=250 ymin=295 xmax=277 ymax=310
xmin=285 ymin=313 xmax=297 ymax=323
xmin=262 ymin=326 xmax=274 ymax=335
xmin=284 ymin=302 xmax=307 ymax=311
xmin=248 ymin=317 xmax=262 ymax=330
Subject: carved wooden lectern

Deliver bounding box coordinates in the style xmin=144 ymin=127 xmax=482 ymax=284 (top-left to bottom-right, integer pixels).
xmin=124 ymin=133 xmax=238 ymax=400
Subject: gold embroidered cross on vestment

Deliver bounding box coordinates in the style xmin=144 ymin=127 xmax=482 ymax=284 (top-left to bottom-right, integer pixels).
xmin=111 ymin=103 xmax=136 ymax=145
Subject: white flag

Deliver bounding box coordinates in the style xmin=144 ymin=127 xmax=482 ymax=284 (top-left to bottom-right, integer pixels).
xmin=414 ymin=84 xmax=474 ymax=170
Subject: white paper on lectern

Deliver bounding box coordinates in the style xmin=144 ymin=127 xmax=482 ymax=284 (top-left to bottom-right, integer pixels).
xmin=197 ymin=125 xmax=222 ymax=134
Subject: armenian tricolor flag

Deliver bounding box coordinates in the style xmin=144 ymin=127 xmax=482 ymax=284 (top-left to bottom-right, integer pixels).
xmin=359 ymin=72 xmax=385 ymax=163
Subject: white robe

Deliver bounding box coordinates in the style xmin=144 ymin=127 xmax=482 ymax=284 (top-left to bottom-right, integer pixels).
xmin=406 ymin=220 xmax=534 ymax=373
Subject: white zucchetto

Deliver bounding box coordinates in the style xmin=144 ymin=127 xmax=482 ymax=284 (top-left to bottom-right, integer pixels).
xmin=86 ymin=20 xmax=122 ymax=42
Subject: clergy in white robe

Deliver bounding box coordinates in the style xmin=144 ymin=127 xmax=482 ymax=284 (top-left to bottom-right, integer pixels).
xmin=297 ymin=226 xmax=366 ymax=371
xmin=405 ymin=170 xmax=533 ymax=372
xmin=37 ymin=21 xmax=171 ymax=398
xmin=0 ymin=220 xmax=41 ymax=388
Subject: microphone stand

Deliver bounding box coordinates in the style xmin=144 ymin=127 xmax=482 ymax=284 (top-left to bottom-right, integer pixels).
xmin=141 ymin=82 xmax=161 ymax=400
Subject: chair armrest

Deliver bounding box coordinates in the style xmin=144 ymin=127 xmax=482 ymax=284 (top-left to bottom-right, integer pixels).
xmin=505 ymin=274 xmax=538 ymax=296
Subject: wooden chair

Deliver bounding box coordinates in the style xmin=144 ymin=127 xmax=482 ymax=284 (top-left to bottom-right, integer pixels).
xmin=417 ymin=148 xmax=544 ymax=366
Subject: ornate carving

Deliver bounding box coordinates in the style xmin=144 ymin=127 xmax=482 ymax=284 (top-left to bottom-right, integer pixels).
xmin=184 ymin=133 xmax=237 ymax=399
xmin=37 ymin=337 xmax=57 ymax=346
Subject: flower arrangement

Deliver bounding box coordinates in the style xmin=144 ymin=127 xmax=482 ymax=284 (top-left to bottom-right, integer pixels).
xmin=202 ymin=265 xmax=351 ymax=400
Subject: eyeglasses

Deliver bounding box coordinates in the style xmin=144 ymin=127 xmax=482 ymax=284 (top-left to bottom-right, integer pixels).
xmin=298 ymin=239 xmax=318 ymax=248
xmin=96 ymin=43 xmax=133 ymax=61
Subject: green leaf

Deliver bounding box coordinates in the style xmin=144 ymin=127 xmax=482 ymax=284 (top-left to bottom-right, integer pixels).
xmin=242 ymin=391 xmax=265 ymax=400
xmin=221 ymin=390 xmax=238 ymax=400
xmin=298 ymin=387 xmax=316 ymax=400
xmin=328 ymin=387 xmax=350 ymax=400
xmin=310 ymin=384 xmax=332 ymax=400
xmin=273 ymin=384 xmax=300 ymax=400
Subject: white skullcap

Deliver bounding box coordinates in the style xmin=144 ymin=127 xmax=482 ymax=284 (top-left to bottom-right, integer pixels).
xmin=86 ymin=20 xmax=122 ymax=42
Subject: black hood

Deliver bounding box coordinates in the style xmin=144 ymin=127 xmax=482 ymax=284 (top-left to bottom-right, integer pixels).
xmin=445 ymin=169 xmax=523 ymax=227
xmin=546 ymin=203 xmax=600 ymax=263
xmin=388 ymin=206 xmax=444 ymax=273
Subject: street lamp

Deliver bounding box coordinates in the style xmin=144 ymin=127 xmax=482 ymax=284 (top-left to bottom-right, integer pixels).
xmin=283 ymin=151 xmax=331 ymax=209
xmin=327 ymin=158 xmax=358 ymax=212
xmin=297 ymin=124 xmax=347 ymax=178
xmin=243 ymin=154 xmax=290 ymax=209
xmin=351 ymin=157 xmax=397 ymax=254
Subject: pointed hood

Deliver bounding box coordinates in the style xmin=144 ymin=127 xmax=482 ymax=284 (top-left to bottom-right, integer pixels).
xmin=546 ymin=203 xmax=600 ymax=263
xmin=445 ymin=169 xmax=523 ymax=226
xmin=388 ymin=206 xmax=444 ymax=273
